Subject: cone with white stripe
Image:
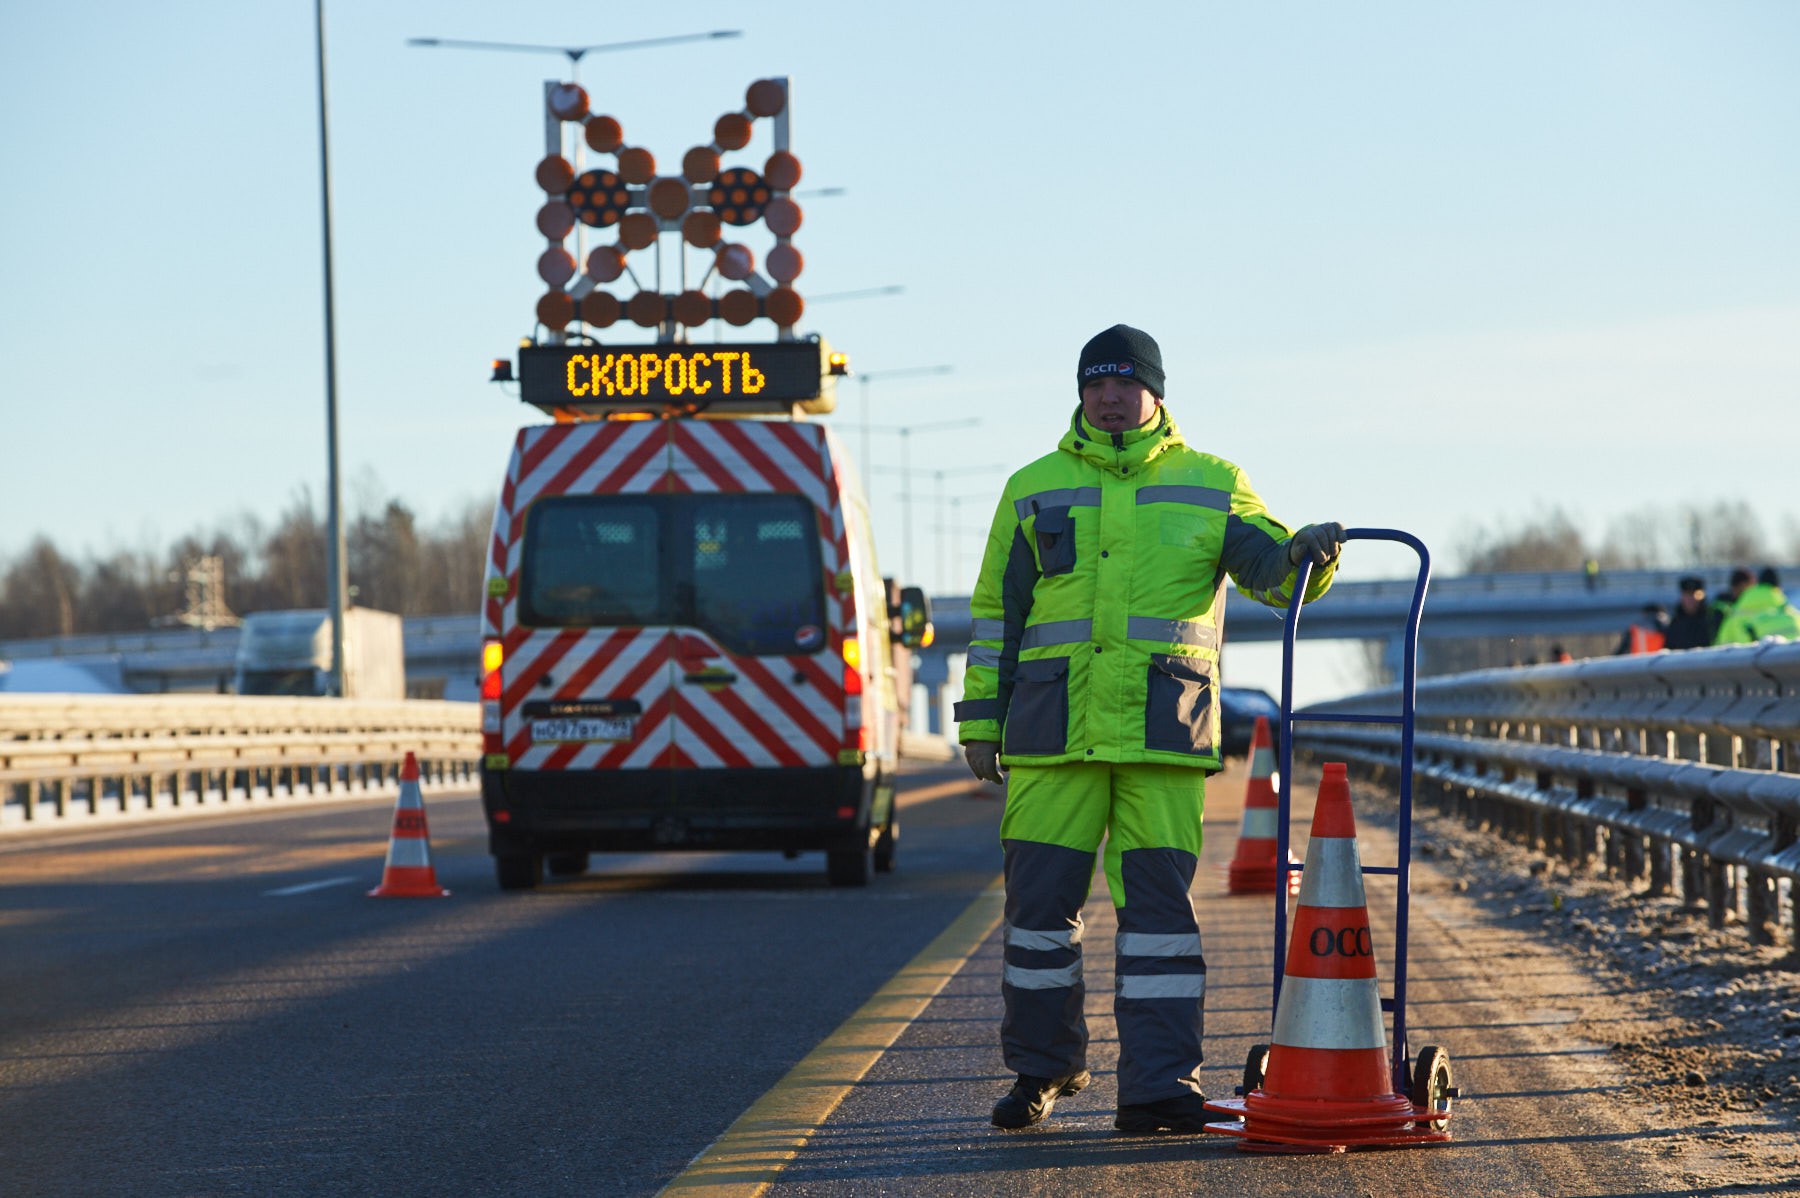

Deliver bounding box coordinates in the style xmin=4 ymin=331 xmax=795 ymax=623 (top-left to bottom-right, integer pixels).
xmin=1204 ymin=763 xmax=1448 ymax=1150
xmin=368 ymin=753 xmax=450 ymax=898
xmin=1225 ymin=717 xmax=1299 ymax=895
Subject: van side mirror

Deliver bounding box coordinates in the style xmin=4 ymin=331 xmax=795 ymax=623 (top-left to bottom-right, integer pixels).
xmin=898 ymin=586 xmax=933 ymax=649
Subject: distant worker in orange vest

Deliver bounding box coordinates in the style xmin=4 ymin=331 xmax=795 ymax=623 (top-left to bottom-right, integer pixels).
xmin=1614 ymin=604 xmax=1668 ymax=655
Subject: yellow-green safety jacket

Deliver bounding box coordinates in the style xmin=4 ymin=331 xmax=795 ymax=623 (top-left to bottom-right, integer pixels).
xmin=953 ymin=406 xmax=1334 ymax=771
xmin=1714 ymin=583 xmax=1800 ymax=644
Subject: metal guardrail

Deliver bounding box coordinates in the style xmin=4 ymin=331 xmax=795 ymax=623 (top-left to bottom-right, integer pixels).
xmin=1295 ymin=641 xmax=1800 ymax=947
xmin=1 ymin=696 xmax=481 ymax=832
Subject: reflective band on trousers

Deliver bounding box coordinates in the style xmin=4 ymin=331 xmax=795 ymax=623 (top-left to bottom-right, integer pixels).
xmin=1271 ymin=975 xmax=1387 ymax=1049
xmin=971 ymin=618 xmax=1006 ymax=642
xmin=1238 ymin=808 xmax=1278 ymax=839
xmin=1005 ymin=922 xmax=1082 ymax=951
xmin=1014 ymin=487 xmax=1102 ymax=520
xmin=1020 ymin=619 xmax=1093 ymax=649
xmin=1005 ymin=961 xmax=1083 ymax=990
xmin=967 ymin=645 xmax=1000 ymax=669
xmin=1115 ymin=932 xmax=1203 ymax=958
xmin=1125 ymin=616 xmax=1219 ymax=650
xmin=1134 ymin=484 xmax=1230 ymax=510
xmin=1117 ymin=974 xmax=1207 ymax=999
xmin=1294 ymin=839 xmax=1367 ymax=908
xmin=385 ymin=839 xmax=431 ymax=868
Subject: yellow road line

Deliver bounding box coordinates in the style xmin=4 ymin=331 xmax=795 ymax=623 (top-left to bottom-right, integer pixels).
xmin=657 ymin=877 xmax=1005 ymax=1197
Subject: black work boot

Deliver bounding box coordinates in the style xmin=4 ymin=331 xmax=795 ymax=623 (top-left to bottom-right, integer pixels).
xmin=1113 ymin=1089 xmax=1210 ymax=1134
xmin=990 ymin=1070 xmax=1091 ymax=1129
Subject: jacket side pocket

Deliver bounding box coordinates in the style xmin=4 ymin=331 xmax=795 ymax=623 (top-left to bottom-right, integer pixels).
xmin=1144 ymin=653 xmax=1213 ymax=755
xmin=1004 ymin=655 xmax=1070 ymax=756
xmin=1033 ymin=506 xmax=1076 ymax=577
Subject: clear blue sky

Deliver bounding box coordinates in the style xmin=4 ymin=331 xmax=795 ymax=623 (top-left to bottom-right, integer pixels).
xmin=2 ymin=2 xmax=1796 ymax=696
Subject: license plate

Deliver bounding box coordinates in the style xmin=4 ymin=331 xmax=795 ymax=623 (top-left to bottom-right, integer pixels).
xmin=530 ymin=716 xmax=635 ymax=743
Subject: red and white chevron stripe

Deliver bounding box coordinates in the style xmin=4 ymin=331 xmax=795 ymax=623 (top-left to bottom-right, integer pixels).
xmin=483 ymin=418 xmax=877 ymax=775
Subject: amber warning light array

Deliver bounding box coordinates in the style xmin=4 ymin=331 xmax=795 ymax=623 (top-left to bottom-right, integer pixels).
xmin=515 ymin=340 xmax=842 ymax=413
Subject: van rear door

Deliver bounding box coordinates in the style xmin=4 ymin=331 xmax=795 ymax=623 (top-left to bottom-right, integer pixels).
xmin=499 ymin=422 xmax=678 ymax=786
xmin=666 ymin=422 xmax=843 ymax=774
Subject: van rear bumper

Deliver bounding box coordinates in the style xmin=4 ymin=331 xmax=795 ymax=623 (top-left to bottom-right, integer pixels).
xmin=481 ymin=764 xmax=871 ymax=854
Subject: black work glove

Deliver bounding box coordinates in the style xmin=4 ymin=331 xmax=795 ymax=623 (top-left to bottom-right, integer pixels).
xmin=1287 ymin=522 xmax=1346 ymax=568
xmin=964 ymin=742 xmax=1005 ymax=784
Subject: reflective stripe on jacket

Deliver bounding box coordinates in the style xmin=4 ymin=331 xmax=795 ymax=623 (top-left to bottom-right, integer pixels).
xmin=953 ymin=405 xmax=1333 ymax=770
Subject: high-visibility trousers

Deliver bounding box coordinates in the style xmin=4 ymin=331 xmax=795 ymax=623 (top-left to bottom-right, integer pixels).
xmin=998 ymin=760 xmax=1207 ymax=1105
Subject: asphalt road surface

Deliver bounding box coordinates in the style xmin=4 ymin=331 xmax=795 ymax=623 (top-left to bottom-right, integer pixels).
xmin=2 ymin=757 xmax=1795 ymax=1196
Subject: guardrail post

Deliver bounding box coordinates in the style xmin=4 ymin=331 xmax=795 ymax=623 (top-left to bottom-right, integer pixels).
xmin=1764 ymin=810 xmax=1796 ymax=948
xmin=1622 ymin=787 xmax=1647 ymax=883
xmin=1745 ymin=867 xmax=1774 ymax=946
xmin=1547 ymin=777 xmax=1565 ymax=861
xmin=1706 ymin=859 xmax=1732 ymax=931
xmin=1649 ymin=833 xmax=1673 ymax=895
xmin=1690 ymin=794 xmax=1730 ymax=931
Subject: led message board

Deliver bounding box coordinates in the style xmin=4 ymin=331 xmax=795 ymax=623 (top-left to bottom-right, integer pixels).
xmin=518 ymin=341 xmax=828 ymax=410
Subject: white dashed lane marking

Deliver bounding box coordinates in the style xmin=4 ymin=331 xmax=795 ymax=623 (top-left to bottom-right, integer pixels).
xmin=263 ymin=876 xmax=356 ymax=897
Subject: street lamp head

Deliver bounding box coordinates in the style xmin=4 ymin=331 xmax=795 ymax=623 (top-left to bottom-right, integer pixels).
xmin=407 ymin=31 xmax=744 ymax=72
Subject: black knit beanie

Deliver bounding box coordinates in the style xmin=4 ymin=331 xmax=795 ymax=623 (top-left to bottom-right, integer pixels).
xmin=1076 ymin=324 xmax=1164 ymax=399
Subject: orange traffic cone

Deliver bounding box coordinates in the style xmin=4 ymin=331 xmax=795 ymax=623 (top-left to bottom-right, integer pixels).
xmin=368 ymin=753 xmax=450 ymax=898
xmin=1204 ymin=763 xmax=1450 ymax=1151
xmin=1225 ymin=717 xmax=1300 ymax=896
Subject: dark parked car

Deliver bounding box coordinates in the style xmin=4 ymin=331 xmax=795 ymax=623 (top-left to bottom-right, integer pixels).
xmin=1219 ymin=686 xmax=1281 ymax=758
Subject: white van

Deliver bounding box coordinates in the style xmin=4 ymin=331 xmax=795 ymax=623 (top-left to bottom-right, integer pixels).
xmin=478 ymin=347 xmax=928 ymax=889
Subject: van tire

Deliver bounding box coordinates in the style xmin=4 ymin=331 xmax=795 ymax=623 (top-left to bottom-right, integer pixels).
xmin=495 ymin=853 xmax=542 ymax=891
xmin=546 ymin=852 xmax=590 ymax=877
xmin=827 ymin=846 xmax=871 ymax=887
xmin=873 ymin=814 xmax=898 ymax=874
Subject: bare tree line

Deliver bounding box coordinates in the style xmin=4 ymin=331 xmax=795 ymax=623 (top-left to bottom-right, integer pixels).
xmin=1458 ymin=499 xmax=1796 ymax=577
xmin=1374 ymin=499 xmax=1800 ymax=679
xmin=0 ymin=491 xmax=495 ymax=641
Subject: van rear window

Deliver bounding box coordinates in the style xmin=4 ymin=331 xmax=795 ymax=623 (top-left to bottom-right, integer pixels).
xmin=520 ymin=494 xmax=826 ymax=656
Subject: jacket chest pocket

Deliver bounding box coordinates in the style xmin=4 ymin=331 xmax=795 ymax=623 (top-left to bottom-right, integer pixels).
xmin=1004 ymin=656 xmax=1069 ymax=756
xmin=1033 ymin=506 xmax=1076 ymax=577
xmin=1144 ymin=653 xmax=1213 ymax=755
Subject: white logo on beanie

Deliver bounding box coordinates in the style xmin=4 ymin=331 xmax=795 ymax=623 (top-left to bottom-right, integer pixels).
xmin=1082 ymin=361 xmax=1137 ymax=379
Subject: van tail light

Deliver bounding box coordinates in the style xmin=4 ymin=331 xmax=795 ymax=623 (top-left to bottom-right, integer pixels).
xmin=481 ymin=639 xmax=504 ymax=757
xmin=841 ymin=636 xmax=868 ymax=755
xmin=841 ymin=637 xmax=863 ymax=696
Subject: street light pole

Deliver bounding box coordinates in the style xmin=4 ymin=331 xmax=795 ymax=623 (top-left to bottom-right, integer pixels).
xmin=315 ymin=0 xmax=347 ymax=696
xmin=877 ymin=465 xmax=1001 ymax=591
xmin=869 ymin=418 xmax=980 ymax=582
xmin=852 ymin=363 xmax=953 ymax=493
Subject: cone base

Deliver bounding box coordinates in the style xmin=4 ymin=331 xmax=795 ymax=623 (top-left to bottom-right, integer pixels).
xmin=369 ymin=866 xmax=450 ymax=898
xmin=1202 ymin=1097 xmax=1452 ymax=1151
xmin=1225 ymin=847 xmax=1302 ymax=895
xmin=1226 ymin=863 xmax=1279 ymax=894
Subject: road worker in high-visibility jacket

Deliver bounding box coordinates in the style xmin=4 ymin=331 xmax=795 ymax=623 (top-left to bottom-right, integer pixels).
xmin=1714 ymin=569 xmax=1800 ymax=644
xmin=954 ymin=324 xmax=1345 ymax=1135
